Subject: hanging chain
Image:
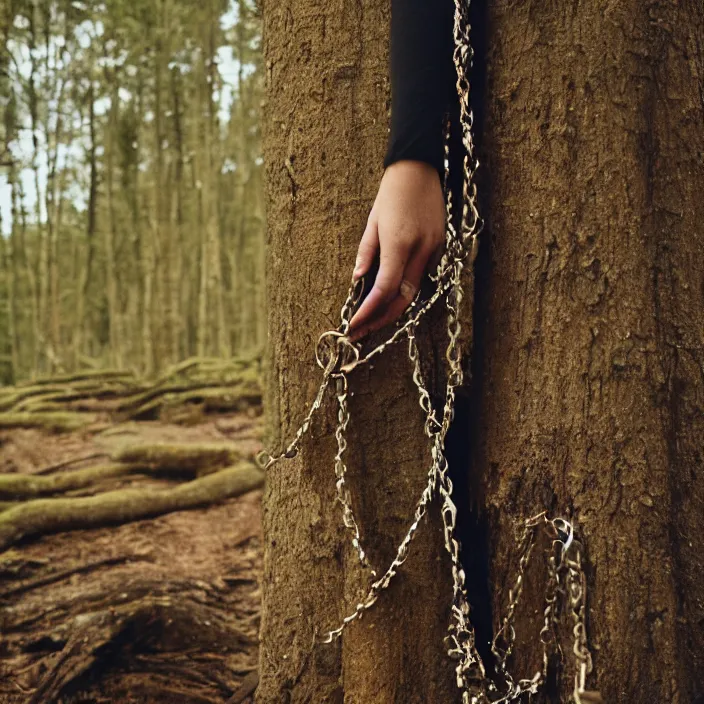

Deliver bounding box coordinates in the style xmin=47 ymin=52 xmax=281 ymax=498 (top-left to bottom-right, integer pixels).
xmin=256 ymin=0 xmax=601 ymax=701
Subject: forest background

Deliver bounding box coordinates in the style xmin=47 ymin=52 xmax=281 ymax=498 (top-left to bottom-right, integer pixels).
xmin=0 ymin=0 xmax=265 ymax=383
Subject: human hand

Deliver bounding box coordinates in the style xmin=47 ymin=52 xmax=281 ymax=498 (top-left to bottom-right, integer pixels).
xmin=348 ymin=160 xmax=446 ymax=342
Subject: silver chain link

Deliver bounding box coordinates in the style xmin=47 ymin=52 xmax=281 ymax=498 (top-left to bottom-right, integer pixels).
xmin=257 ymin=0 xmax=601 ymax=700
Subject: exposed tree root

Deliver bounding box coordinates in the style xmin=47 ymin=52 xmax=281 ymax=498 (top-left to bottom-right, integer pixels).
xmin=0 ymin=378 xmax=140 ymax=412
xmin=113 ymin=442 xmax=243 ymax=472
xmin=0 ymin=462 xmax=263 ymax=550
xmin=0 ymin=356 xmax=263 ymax=429
xmin=124 ymin=384 xmax=262 ymax=420
xmin=26 ymin=594 xmax=257 ymax=704
xmin=35 ymin=453 xmax=108 ymax=475
xmin=13 ymin=384 xmax=142 ymax=411
xmin=0 ymin=366 xmax=264 ymax=703
xmin=0 ymin=556 xmax=131 ymax=598
xmin=0 ymin=442 xmax=246 ymax=501
xmin=227 ymin=671 xmax=259 ymax=704
xmin=0 ymin=464 xmax=135 ymax=500
xmin=0 ymin=386 xmax=69 ymax=413
xmin=0 ymin=412 xmax=96 ymax=432
xmin=16 ymin=369 xmax=136 ymax=388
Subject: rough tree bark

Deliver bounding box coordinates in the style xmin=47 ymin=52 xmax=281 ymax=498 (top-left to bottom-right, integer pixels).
xmin=478 ymin=2 xmax=704 ymax=702
xmin=260 ymin=0 xmax=704 ymax=703
xmin=259 ymin=1 xmax=460 ymax=702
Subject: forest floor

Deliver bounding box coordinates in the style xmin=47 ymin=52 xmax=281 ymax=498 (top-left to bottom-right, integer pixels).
xmin=0 ymin=364 xmax=265 ymax=704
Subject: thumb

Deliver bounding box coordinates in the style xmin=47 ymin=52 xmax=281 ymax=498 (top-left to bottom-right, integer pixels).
xmin=353 ymin=214 xmax=379 ymax=281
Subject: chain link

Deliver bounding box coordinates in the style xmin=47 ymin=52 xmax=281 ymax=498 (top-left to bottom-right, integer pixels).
xmin=258 ymin=0 xmax=601 ymax=701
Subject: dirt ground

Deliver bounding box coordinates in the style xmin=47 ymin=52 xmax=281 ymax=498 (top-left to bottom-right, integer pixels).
xmin=0 ymin=413 xmax=264 ymax=704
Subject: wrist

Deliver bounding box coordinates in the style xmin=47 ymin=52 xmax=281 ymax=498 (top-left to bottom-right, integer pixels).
xmin=383 ymin=158 xmax=441 ymax=182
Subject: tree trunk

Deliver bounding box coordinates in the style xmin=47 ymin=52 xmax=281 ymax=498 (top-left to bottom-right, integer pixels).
xmin=28 ymin=3 xmax=46 ymax=374
xmin=75 ymin=83 xmax=98 ymax=368
xmin=16 ymin=175 xmax=38 ymax=376
xmin=232 ymin=0 xmax=250 ymax=352
xmin=204 ymin=2 xmax=228 ymax=360
xmin=104 ymin=81 xmax=122 ymax=369
xmin=475 ymin=2 xmax=704 ymax=702
xmin=258 ymin=1 xmax=460 ymax=702
xmin=253 ymin=164 xmax=266 ymax=352
xmin=260 ymin=0 xmax=704 ymax=703
xmin=140 ymin=65 xmax=155 ymax=377
xmin=6 ymin=161 xmax=20 ymax=379
xmin=195 ymin=36 xmax=210 ymax=359
xmin=130 ymin=79 xmax=148 ymax=371
xmin=170 ymin=64 xmax=186 ymax=361
xmin=45 ymin=39 xmax=69 ymax=372
xmin=0 ymin=215 xmax=12 ymax=384
xmin=47 ymin=98 xmax=71 ymax=374
xmin=153 ymin=0 xmax=179 ymax=369
xmin=48 ymin=159 xmax=67 ymax=371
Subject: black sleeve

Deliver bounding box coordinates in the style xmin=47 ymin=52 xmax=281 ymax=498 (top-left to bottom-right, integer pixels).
xmin=383 ymin=0 xmax=456 ymax=177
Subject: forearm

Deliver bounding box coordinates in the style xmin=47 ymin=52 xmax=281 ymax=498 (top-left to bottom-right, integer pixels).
xmin=383 ymin=0 xmax=456 ymax=177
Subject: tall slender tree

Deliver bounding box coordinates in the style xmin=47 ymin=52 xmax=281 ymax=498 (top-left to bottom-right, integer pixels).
xmin=1 ymin=0 xmax=265 ymax=380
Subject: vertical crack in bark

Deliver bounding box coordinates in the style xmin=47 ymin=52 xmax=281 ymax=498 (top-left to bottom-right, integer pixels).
xmin=446 ymin=0 xmax=495 ymax=676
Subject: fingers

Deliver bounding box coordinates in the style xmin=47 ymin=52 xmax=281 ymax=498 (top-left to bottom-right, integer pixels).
xmin=349 ymin=238 xmax=410 ymax=333
xmin=349 ymin=243 xmax=428 ymax=341
xmin=353 ymin=214 xmax=379 ymax=281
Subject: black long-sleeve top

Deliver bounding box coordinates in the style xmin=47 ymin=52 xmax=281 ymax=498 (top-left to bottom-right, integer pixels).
xmin=383 ymin=0 xmax=457 ymax=177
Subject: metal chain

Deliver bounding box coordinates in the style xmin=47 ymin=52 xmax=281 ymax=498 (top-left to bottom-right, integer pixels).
xmin=333 ymin=373 xmax=373 ymax=571
xmin=256 ymin=0 xmax=601 ymax=701
xmin=540 ymin=532 xmax=565 ymax=681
